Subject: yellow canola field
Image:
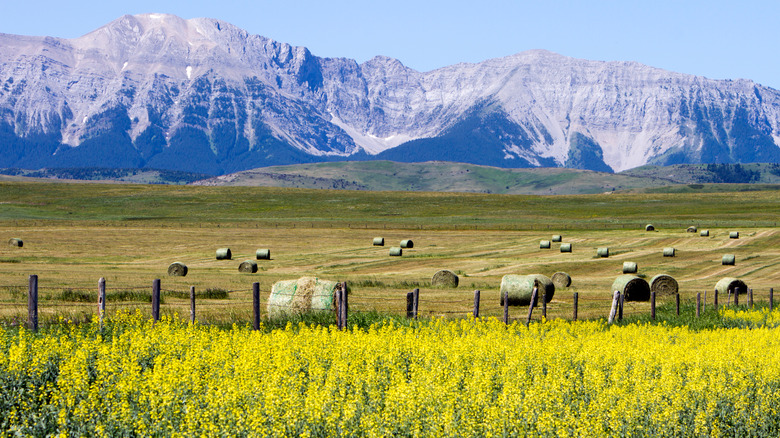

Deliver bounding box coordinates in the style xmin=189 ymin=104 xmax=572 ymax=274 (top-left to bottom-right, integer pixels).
xmin=2 ymin=312 xmax=780 ymax=437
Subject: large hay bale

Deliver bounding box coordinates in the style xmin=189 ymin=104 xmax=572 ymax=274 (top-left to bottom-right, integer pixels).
xmin=560 ymin=243 xmax=572 ymax=253
xmin=612 ymin=274 xmax=650 ymax=302
xmin=373 ymin=237 xmax=385 ymax=246
xmin=8 ymin=238 xmax=23 ymax=247
xmin=500 ymin=274 xmax=555 ymax=306
xmin=715 ymin=277 xmax=748 ymax=297
xmin=700 ymin=230 xmax=710 ymax=237
xmin=216 ymin=248 xmax=232 ymax=260
xmin=645 ymin=224 xmax=655 ymax=231
xmin=687 ymin=226 xmax=697 ymax=233
xmin=622 ymin=261 xmax=638 ymax=273
xmin=167 ymin=262 xmax=188 ymax=277
xmin=540 ymin=240 xmax=551 ymax=249
xmin=256 ymin=249 xmax=271 ymax=260
xmin=722 ymin=254 xmax=736 ymax=266
xmin=432 ymin=270 xmax=459 ymax=288
xmin=552 ymin=272 xmax=572 ymax=288
xmin=239 ymin=260 xmax=258 ymax=273
xmin=729 ymin=231 xmax=740 ymax=239
xmin=663 ymin=247 xmax=676 ymax=257
xmin=552 ymin=235 xmax=562 ymax=242
xmin=389 ymin=247 xmax=402 ymax=256
xmin=267 ymin=277 xmax=346 ymax=317
xmin=400 ymin=239 xmax=414 ymax=249
xmin=650 ymin=274 xmax=678 ymax=296
xmin=597 ymin=247 xmax=609 ymax=257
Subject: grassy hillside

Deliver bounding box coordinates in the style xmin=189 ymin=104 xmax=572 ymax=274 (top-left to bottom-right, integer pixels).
xmin=193 ymin=161 xmax=676 ymax=195
xmin=194 ymin=161 xmax=780 ymax=195
xmin=622 ymin=163 xmax=780 ymax=185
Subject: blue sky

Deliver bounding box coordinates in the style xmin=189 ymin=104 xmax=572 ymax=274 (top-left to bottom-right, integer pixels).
xmin=1 ymin=0 xmax=778 ymax=89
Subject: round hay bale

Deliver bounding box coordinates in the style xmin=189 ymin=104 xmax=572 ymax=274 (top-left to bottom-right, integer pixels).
xmin=715 ymin=277 xmax=748 ymax=297
xmin=373 ymin=237 xmax=385 ymax=246
xmin=389 ymin=247 xmax=402 ymax=256
xmin=8 ymin=238 xmax=23 ymax=247
xmin=722 ymin=254 xmax=736 ymax=266
xmin=400 ymin=239 xmax=414 ymax=249
xmin=700 ymin=230 xmax=710 ymax=237
xmin=687 ymin=226 xmax=697 ymax=233
xmin=256 ymin=249 xmax=271 ymax=260
xmin=239 ymin=260 xmax=258 ymax=273
xmin=597 ymin=247 xmax=609 ymax=257
xmin=650 ymin=274 xmax=678 ymax=296
xmin=500 ymin=274 xmax=555 ymax=306
xmin=216 ymin=248 xmax=232 ymax=260
xmin=539 ymin=240 xmax=551 ymax=249
xmin=167 ymin=262 xmax=188 ymax=277
xmin=622 ymin=261 xmax=638 ymax=274
xmin=560 ymin=243 xmax=572 ymax=253
xmin=645 ymin=224 xmax=655 ymax=231
xmin=612 ymin=274 xmax=650 ymax=302
xmin=267 ymin=277 xmax=346 ymax=318
xmin=663 ymin=247 xmax=675 ymax=257
xmin=552 ymin=235 xmax=562 ymax=242
xmin=431 ymin=270 xmax=459 ymax=288
xmin=729 ymin=231 xmax=739 ymax=239
xmin=551 ymin=272 xmax=572 ymax=288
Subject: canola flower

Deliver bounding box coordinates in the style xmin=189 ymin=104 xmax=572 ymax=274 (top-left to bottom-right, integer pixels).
xmin=2 ymin=311 xmax=780 ymax=437
xmin=721 ymin=306 xmax=780 ymax=327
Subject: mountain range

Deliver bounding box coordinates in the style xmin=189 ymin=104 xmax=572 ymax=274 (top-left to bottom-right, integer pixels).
xmin=1 ymin=13 xmax=779 ymax=175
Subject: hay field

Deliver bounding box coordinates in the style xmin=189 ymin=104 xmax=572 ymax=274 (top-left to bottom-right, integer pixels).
xmin=1 ymin=182 xmax=779 ymax=324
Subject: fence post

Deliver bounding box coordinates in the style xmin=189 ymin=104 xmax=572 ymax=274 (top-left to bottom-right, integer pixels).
xmin=714 ymin=288 xmax=719 ymax=311
xmin=335 ymin=288 xmax=342 ymax=329
xmin=696 ymin=293 xmax=701 ymax=318
xmin=703 ymin=290 xmax=707 ymax=313
xmin=734 ymin=287 xmax=739 ymax=306
xmin=412 ymin=288 xmax=419 ymax=320
xmin=341 ymin=282 xmax=349 ymax=329
xmin=98 ymin=277 xmax=106 ymax=330
xmin=503 ymin=291 xmax=509 ymax=325
xmin=406 ymin=292 xmax=414 ymax=319
xmin=28 ymin=274 xmax=38 ymax=332
xmin=618 ymin=291 xmax=624 ymax=321
xmin=541 ymin=288 xmax=547 ymax=320
xmin=608 ymin=291 xmax=620 ymax=324
xmin=152 ymin=279 xmax=161 ymax=323
xmin=573 ymin=292 xmax=578 ymax=321
xmin=676 ymin=293 xmax=680 ymax=316
xmin=771 ymin=288 xmax=774 ymax=312
xmin=651 ymin=291 xmax=656 ymax=320
xmin=252 ymin=282 xmax=260 ymax=330
xmin=473 ymin=290 xmax=480 ymax=318
xmin=526 ymin=287 xmax=538 ymax=326
xmin=749 ymin=288 xmax=753 ymax=308
xmin=187 ymin=286 xmax=195 ymax=324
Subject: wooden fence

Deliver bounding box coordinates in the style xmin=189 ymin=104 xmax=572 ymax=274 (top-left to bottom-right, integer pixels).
xmin=7 ymin=275 xmax=777 ymax=332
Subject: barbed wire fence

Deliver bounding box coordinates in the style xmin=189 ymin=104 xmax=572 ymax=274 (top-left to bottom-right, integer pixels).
xmin=0 ymin=275 xmax=774 ymax=331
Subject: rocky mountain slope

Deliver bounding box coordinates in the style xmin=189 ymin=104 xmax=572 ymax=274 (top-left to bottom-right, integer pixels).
xmin=1 ymin=13 xmax=779 ymax=175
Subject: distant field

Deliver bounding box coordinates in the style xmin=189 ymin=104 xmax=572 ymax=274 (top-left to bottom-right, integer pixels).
xmin=1 ymin=181 xmax=779 ymax=325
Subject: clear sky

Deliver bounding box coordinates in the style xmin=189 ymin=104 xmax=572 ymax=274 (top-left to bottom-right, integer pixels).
xmin=1 ymin=0 xmax=778 ymax=90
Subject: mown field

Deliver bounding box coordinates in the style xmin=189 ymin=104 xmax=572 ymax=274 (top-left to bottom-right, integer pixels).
xmin=1 ymin=181 xmax=779 ymax=325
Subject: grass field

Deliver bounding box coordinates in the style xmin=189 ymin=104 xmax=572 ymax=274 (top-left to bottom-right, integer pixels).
xmin=1 ymin=181 xmax=779 ymax=326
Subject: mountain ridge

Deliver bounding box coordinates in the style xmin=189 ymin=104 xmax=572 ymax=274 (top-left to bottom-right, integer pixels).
xmin=1 ymin=13 xmax=779 ymax=174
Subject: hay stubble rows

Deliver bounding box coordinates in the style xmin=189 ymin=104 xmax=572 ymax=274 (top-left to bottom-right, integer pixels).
xmin=1 ymin=182 xmax=779 ymax=323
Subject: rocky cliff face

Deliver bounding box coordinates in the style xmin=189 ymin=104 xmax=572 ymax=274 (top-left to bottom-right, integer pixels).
xmin=1 ymin=13 xmax=779 ymax=174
